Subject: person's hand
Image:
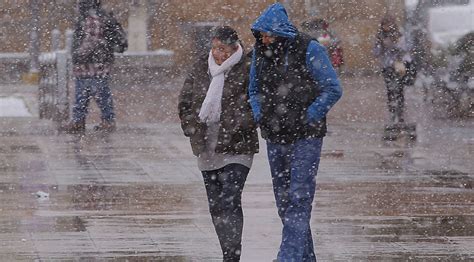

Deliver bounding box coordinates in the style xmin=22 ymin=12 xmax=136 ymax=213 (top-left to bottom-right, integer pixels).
xmin=306 ymin=111 xmax=322 ymax=127
xmin=394 ymin=61 xmax=406 ymax=76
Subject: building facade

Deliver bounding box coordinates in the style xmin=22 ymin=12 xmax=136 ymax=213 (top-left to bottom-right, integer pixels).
xmin=0 ymin=0 xmax=405 ymax=72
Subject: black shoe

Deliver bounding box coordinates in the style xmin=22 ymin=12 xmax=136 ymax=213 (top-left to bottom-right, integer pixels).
xmin=93 ymin=121 xmax=116 ymax=132
xmin=383 ymin=124 xmax=401 ymax=141
xmin=60 ymin=121 xmax=85 ymax=134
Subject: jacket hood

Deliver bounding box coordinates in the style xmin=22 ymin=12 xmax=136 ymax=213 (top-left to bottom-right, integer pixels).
xmin=251 ymin=3 xmax=298 ymax=39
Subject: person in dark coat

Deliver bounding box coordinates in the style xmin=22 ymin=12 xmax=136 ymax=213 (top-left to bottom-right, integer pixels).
xmin=178 ymin=26 xmax=259 ymax=262
xmin=248 ymin=4 xmax=342 ymax=261
xmin=374 ymin=15 xmax=412 ymax=124
xmin=62 ymin=0 xmax=126 ymax=133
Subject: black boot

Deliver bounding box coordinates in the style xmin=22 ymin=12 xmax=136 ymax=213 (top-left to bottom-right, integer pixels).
xmin=93 ymin=120 xmax=116 ymax=132
xmin=60 ymin=120 xmax=85 ymax=134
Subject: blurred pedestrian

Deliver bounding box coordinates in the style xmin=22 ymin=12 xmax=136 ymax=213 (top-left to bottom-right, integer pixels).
xmin=248 ymin=3 xmax=342 ymax=261
xmin=62 ymin=0 xmax=127 ymax=133
xmin=301 ymin=18 xmax=344 ymax=70
xmin=374 ymin=15 xmax=413 ymax=124
xmin=452 ymin=32 xmax=473 ymax=83
xmin=178 ymin=26 xmax=259 ymax=262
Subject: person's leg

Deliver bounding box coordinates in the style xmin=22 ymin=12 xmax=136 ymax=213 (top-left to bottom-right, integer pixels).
xmin=202 ymin=169 xmax=224 ymax=255
xmin=93 ymin=77 xmax=115 ymax=124
xmin=72 ymin=78 xmax=92 ymax=124
xmin=216 ymin=164 xmax=249 ymax=262
xmin=202 ymin=168 xmax=223 ymax=221
xmin=277 ymin=137 xmax=323 ymax=262
xmin=302 ymin=225 xmax=316 ymax=262
xmin=394 ymin=81 xmax=405 ymax=123
xmin=384 ymin=69 xmax=400 ymax=123
xmin=266 ymin=142 xmax=292 ymax=222
xmin=202 ymin=164 xmax=249 ymax=262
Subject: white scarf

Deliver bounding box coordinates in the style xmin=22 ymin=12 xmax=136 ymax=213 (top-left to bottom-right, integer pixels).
xmin=199 ymin=44 xmax=243 ymax=123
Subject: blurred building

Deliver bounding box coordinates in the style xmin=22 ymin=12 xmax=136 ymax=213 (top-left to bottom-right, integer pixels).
xmin=0 ymin=0 xmax=405 ymax=73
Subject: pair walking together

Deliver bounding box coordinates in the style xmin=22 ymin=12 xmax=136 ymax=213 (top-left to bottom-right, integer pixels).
xmin=178 ymin=4 xmax=342 ymax=262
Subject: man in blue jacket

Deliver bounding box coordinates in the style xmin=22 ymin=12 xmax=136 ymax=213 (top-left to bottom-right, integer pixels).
xmin=248 ymin=3 xmax=342 ymax=261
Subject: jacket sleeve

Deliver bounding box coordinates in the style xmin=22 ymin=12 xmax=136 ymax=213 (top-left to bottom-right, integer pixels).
xmin=248 ymin=49 xmax=262 ymax=123
xmin=234 ymin=79 xmax=257 ymax=132
xmin=178 ymin=69 xmax=197 ymax=137
xmin=305 ymin=40 xmax=343 ymax=123
xmin=373 ymin=37 xmax=383 ymax=58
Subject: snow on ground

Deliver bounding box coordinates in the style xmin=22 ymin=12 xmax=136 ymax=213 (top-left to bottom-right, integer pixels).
xmin=0 ymin=96 xmax=32 ymax=117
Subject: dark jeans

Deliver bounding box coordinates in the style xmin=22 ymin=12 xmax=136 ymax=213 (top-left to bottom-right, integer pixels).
xmin=383 ymin=68 xmax=405 ymax=123
xmin=201 ymin=164 xmax=249 ymax=262
xmin=267 ymin=137 xmax=323 ymax=262
xmin=72 ymin=77 xmax=115 ymax=123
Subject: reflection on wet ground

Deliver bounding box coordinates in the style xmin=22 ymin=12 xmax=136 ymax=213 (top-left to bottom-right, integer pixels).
xmin=0 ymin=78 xmax=473 ymax=261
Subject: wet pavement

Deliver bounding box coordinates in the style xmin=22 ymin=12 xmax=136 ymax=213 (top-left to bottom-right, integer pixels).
xmin=0 ymin=77 xmax=473 ymax=261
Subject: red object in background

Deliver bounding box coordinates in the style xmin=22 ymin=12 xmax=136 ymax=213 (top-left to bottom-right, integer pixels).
xmin=329 ymin=45 xmax=344 ymax=69
xmin=301 ymin=18 xmax=344 ymax=69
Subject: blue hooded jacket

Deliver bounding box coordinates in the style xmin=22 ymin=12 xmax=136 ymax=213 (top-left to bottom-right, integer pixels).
xmin=249 ymin=3 xmax=342 ymax=125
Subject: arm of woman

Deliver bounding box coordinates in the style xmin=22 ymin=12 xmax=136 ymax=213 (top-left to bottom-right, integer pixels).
xmin=234 ymin=90 xmax=257 ymax=132
xmin=233 ymin=59 xmax=257 ymax=132
xmin=178 ymin=70 xmax=197 ymax=137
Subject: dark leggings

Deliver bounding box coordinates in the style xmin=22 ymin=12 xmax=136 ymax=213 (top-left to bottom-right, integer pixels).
xmin=201 ymin=164 xmax=249 ymax=262
xmin=383 ymin=67 xmax=405 ymax=123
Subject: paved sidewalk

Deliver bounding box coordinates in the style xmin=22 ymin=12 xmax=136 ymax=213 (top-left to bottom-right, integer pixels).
xmin=0 ymin=77 xmax=473 ymax=261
